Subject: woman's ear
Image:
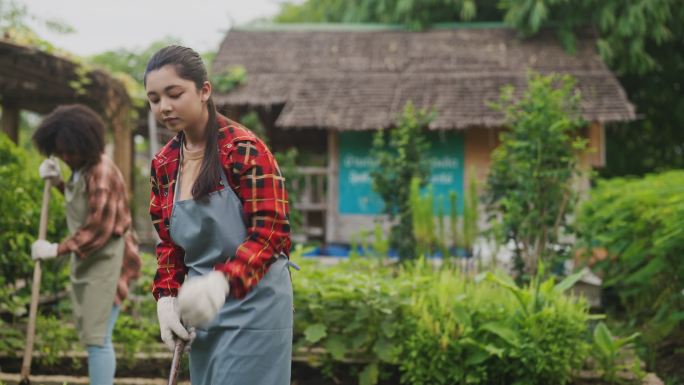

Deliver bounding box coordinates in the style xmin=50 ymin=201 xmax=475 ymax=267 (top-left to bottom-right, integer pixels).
xmin=200 ymin=81 xmax=212 ymax=103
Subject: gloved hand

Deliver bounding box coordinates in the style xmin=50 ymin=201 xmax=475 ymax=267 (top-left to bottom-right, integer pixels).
xmin=178 ymin=271 xmax=230 ymax=327
xmin=31 ymin=240 xmax=58 ymax=260
xmin=38 ymin=158 xmax=62 ymax=185
xmin=157 ymin=296 xmax=195 ymax=352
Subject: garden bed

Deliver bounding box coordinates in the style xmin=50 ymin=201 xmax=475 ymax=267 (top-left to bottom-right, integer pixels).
xmin=0 ymin=346 xmax=665 ymax=385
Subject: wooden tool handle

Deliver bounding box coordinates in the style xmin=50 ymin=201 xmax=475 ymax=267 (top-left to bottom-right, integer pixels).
xmin=21 ymin=180 xmax=52 ymax=379
xmin=168 ymin=339 xmax=186 ymax=385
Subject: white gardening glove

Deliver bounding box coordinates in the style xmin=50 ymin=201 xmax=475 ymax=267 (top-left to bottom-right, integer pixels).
xmin=31 ymin=240 xmax=58 ymax=260
xmin=178 ymin=271 xmax=230 ymax=328
xmin=38 ymin=158 xmax=62 ymax=185
xmin=157 ymin=296 xmax=195 ymax=352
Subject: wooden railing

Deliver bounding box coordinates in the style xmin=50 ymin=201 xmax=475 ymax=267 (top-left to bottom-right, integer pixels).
xmin=290 ymin=166 xmax=328 ymax=239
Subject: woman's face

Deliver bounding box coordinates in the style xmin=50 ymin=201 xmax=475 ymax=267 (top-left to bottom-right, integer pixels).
xmin=145 ymin=64 xmax=211 ymax=134
xmin=53 ymin=140 xmax=86 ymax=170
xmin=54 ymin=149 xmax=86 ymax=170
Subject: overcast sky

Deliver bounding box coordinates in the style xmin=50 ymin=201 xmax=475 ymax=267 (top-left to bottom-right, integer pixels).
xmin=21 ymin=0 xmax=297 ymax=56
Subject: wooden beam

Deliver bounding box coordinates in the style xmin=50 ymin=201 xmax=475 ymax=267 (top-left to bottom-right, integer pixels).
xmin=325 ymin=130 xmax=339 ymax=244
xmin=464 ymin=127 xmax=501 ymax=187
xmin=111 ymin=106 xmax=133 ymax=195
xmin=222 ymin=105 xmax=241 ymax=121
xmin=586 ymin=122 xmax=605 ymax=167
xmin=1 ymin=103 xmax=19 ymax=143
xmin=148 ymin=110 xmax=159 ymax=157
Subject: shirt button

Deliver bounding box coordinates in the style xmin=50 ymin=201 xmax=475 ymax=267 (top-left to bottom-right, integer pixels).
xmin=227 ymin=144 xmax=232 ymax=148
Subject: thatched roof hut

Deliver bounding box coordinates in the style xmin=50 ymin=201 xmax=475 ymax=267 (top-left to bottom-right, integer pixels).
xmin=212 ymin=24 xmax=636 ymax=243
xmin=214 ymin=24 xmax=635 ymax=131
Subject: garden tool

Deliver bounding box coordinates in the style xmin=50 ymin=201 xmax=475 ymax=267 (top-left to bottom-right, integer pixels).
xmin=168 ymin=339 xmax=186 ymax=385
xmin=19 ymin=178 xmax=52 ymax=385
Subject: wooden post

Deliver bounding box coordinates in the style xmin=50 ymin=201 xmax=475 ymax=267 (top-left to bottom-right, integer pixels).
xmin=325 ymin=130 xmax=339 ymax=244
xmin=112 ymin=106 xmax=133 ymax=194
xmin=585 ymin=122 xmax=605 ymax=167
xmin=1 ymin=103 xmax=20 ymax=144
xmin=223 ymin=105 xmax=242 ymax=122
xmin=148 ymin=110 xmax=159 ymax=157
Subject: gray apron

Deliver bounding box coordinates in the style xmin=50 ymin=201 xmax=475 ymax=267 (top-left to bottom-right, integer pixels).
xmin=65 ymin=169 xmax=123 ymax=346
xmin=169 ymin=151 xmax=293 ymax=385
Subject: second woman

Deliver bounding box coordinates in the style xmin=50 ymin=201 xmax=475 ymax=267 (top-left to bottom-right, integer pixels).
xmin=145 ymin=45 xmax=293 ymax=385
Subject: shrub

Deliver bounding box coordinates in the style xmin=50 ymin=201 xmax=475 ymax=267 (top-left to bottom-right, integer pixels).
xmin=0 ymin=133 xmax=69 ymax=356
xmin=370 ymin=102 xmax=434 ymax=260
xmin=0 ymin=133 xmax=67 ymax=287
xmin=485 ymin=72 xmax=587 ymax=279
xmin=576 ymin=171 xmax=684 ymax=356
xmin=292 ymin=258 xmax=593 ymax=385
xmin=292 ymin=257 xmax=420 ymax=385
xmin=400 ymin=266 xmax=590 ymax=385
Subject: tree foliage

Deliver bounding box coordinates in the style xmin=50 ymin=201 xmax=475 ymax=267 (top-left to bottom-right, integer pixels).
xmin=0 ymin=133 xmax=67 ymax=285
xmin=576 ymin=171 xmax=684 ymax=351
xmin=0 ymin=0 xmax=74 ymax=51
xmin=87 ymin=37 xmax=181 ymax=84
xmin=293 ymin=258 xmax=594 ymax=385
xmin=500 ymin=1 xmax=684 ymax=177
xmin=86 ymin=37 xmax=183 ymax=106
xmin=370 ymin=102 xmax=433 ymax=260
xmin=274 ymin=0 xmax=684 ymax=176
xmin=484 ymin=72 xmax=586 ymax=278
xmin=275 ymin=0 xmax=503 ymax=29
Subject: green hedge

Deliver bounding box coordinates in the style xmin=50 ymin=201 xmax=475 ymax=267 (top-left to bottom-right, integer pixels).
xmin=0 ymin=133 xmax=69 ymax=353
xmin=577 ymin=171 xmax=684 ymax=349
xmin=0 ymin=133 xmax=67 ymax=284
xmin=292 ymin=257 xmax=592 ymax=385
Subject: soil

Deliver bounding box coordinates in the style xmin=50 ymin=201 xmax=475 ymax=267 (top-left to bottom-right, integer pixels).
xmin=0 ymin=353 xmax=666 ymax=385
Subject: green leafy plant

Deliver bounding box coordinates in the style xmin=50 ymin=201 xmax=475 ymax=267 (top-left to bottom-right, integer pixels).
xmin=88 ymin=37 xmax=182 ymax=108
xmin=401 ymin=264 xmax=591 ymax=385
xmin=210 ymin=65 xmax=247 ymax=93
xmin=408 ymin=174 xmax=479 ymax=260
xmin=449 ymin=191 xmax=459 ymax=252
xmin=371 ymin=222 xmax=389 ymax=258
xmin=113 ymin=252 xmax=162 ymax=364
xmin=410 ymin=178 xmax=435 ymax=258
xmin=289 ymin=258 xmax=626 ymax=385
xmin=274 ymin=0 xmax=481 ymax=29
xmin=113 ymin=311 xmax=159 ymax=367
xmin=0 ymin=133 xmax=67 ymax=285
xmin=34 ymin=314 xmax=80 ymax=367
xmin=67 ymin=62 xmax=93 ymax=96
xmin=484 ymin=71 xmax=587 ymax=279
xmin=370 ymin=102 xmax=434 ymax=260
xmin=592 ymin=322 xmax=643 ymax=384
xmin=576 ymin=171 xmax=684 ymax=360
xmin=0 ymin=133 xmax=69 ymax=349
xmin=462 ymin=172 xmax=479 ymax=257
xmin=293 ymin=258 xmax=420 ymax=385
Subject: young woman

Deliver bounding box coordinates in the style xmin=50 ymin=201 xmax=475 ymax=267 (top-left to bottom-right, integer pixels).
xmin=31 ymin=104 xmax=141 ymax=385
xmin=145 ymin=45 xmax=294 ymax=385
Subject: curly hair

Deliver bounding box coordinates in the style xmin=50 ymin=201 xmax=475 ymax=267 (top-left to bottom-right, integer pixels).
xmin=32 ymin=104 xmax=105 ymax=168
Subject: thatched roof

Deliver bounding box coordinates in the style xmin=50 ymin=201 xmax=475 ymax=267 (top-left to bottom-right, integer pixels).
xmin=213 ymin=24 xmax=635 ymax=131
xmin=0 ymin=39 xmax=130 ymax=118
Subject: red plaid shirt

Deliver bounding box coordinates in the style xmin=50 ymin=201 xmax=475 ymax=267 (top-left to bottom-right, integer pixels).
xmin=58 ymin=154 xmax=141 ymax=304
xmin=149 ymin=115 xmax=291 ymax=300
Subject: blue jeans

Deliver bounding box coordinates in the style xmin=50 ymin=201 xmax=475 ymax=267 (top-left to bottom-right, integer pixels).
xmin=86 ymin=305 xmax=119 ymax=385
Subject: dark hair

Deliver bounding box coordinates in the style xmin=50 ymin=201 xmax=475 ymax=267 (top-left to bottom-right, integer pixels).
xmin=144 ymin=45 xmax=220 ymax=201
xmin=32 ymin=104 xmax=105 ymax=168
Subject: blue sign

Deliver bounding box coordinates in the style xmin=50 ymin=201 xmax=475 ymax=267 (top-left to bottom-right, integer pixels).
xmin=338 ymin=131 xmax=464 ymax=215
